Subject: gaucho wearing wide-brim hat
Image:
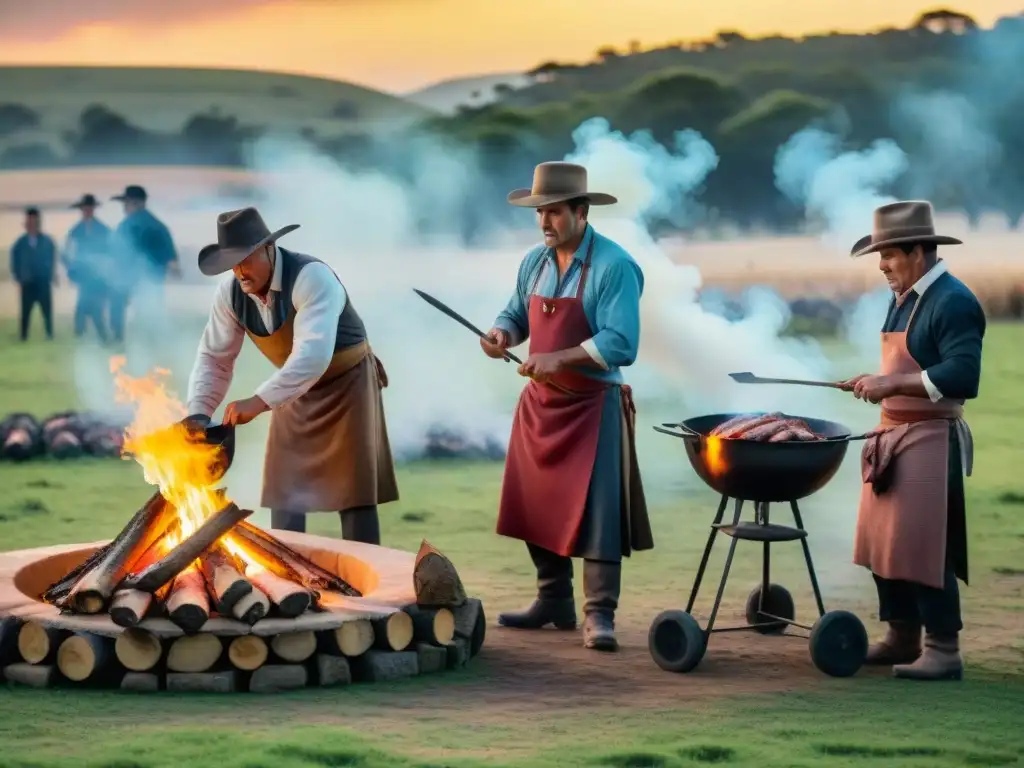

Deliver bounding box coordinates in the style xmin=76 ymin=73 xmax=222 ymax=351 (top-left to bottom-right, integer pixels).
xmin=850 ymin=200 xmax=962 ymax=258
xmin=198 ymin=207 xmax=300 ymax=276
xmin=507 ymin=162 xmax=618 ymax=207
xmin=71 ymin=193 xmax=100 ymax=209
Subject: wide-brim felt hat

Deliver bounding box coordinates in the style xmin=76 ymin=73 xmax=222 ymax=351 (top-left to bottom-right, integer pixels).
xmin=507 ymin=162 xmax=617 ymax=207
xmin=71 ymin=193 xmax=100 ymax=208
xmin=850 ymin=200 xmax=962 ymax=258
xmin=198 ymin=207 xmax=299 ymax=276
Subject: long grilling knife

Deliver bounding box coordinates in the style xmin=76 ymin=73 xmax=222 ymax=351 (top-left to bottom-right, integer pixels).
xmin=413 ymin=288 xmax=523 ymax=365
xmin=728 ymin=371 xmax=843 ymax=389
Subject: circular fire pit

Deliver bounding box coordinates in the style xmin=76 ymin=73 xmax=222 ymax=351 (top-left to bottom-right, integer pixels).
xmin=0 ymin=531 xmax=485 ymax=693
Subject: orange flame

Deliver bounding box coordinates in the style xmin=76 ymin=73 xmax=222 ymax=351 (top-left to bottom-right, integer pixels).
xmin=704 ymin=436 xmax=728 ymax=476
xmin=111 ymin=356 xmax=258 ymax=567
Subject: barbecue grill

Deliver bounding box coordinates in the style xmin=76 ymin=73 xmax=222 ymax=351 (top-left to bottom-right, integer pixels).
xmin=647 ymin=412 xmax=870 ymax=678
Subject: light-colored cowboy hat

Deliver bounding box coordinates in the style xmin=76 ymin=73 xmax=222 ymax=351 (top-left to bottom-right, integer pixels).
xmin=197 ymin=207 xmax=299 ymax=276
xmin=850 ymin=200 xmax=962 ymax=258
xmin=507 ymin=162 xmax=617 ymax=207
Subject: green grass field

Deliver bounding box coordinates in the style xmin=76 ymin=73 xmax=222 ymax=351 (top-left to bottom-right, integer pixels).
xmin=0 ymin=66 xmax=431 ymax=159
xmin=0 ymin=315 xmax=1022 ymax=768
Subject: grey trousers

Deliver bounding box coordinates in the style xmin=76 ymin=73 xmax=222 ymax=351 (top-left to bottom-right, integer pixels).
xmin=271 ymin=505 xmax=381 ymax=545
xmin=527 ymin=542 xmax=621 ymax=618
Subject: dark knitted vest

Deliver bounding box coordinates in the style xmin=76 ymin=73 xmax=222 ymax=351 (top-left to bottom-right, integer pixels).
xmin=229 ymin=248 xmax=366 ymax=350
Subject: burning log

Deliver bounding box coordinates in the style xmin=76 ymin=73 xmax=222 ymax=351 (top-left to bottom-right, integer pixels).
xmin=244 ymin=565 xmax=312 ymax=618
xmin=114 ymin=629 xmax=163 ymax=672
xmin=228 ymin=635 xmax=268 ymax=670
xmin=372 ymin=612 xmax=414 ymax=652
xmin=270 ymin=631 xmax=317 ymax=663
xmin=56 ymin=632 xmax=117 ymax=683
xmin=121 ymin=503 xmax=252 ymax=592
xmin=233 ymin=522 xmax=360 ymax=596
xmin=166 ymin=567 xmax=210 ymax=633
xmin=18 ymin=621 xmax=70 ymax=664
xmin=232 ymin=586 xmax=270 ymax=625
xmin=166 ymin=634 xmax=224 ymax=673
xmin=413 ymin=539 xmax=467 ymax=607
xmin=109 ymin=589 xmax=153 ymax=627
xmin=0 ymin=413 xmax=41 ymax=461
xmin=61 ymin=492 xmax=173 ymax=612
xmin=199 ymin=547 xmax=251 ymax=614
xmin=319 ymin=620 xmax=374 ymax=658
xmin=405 ymin=605 xmax=455 ymax=646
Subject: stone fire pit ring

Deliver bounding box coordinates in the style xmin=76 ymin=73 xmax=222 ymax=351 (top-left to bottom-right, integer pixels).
xmin=0 ymin=530 xmax=485 ymax=693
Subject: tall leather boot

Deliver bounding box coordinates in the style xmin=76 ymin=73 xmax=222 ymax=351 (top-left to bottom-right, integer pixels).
xmin=865 ymin=621 xmax=922 ymax=665
xmin=498 ymin=545 xmax=576 ymax=630
xmin=893 ymin=633 xmax=964 ymax=680
xmin=582 ymin=559 xmax=620 ymax=652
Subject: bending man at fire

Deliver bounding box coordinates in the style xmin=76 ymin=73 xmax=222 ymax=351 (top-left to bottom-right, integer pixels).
xmin=185 ymin=207 xmax=399 ymax=545
xmin=843 ymin=201 xmax=985 ymax=681
xmin=481 ymin=162 xmax=654 ymax=652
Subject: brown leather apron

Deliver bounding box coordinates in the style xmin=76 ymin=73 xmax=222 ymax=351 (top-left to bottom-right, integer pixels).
xmin=852 ymin=294 xmax=974 ymax=589
xmin=246 ymin=314 xmax=399 ymax=513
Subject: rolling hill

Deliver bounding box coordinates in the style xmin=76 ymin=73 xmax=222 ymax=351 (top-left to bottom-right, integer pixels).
xmin=0 ymin=65 xmax=434 ymax=157
xmin=403 ymin=72 xmax=533 ymax=115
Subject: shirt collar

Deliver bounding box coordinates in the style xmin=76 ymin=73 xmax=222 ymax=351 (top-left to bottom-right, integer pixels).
xmin=897 ymin=258 xmax=947 ymax=302
xmin=546 ymin=224 xmax=594 ymax=264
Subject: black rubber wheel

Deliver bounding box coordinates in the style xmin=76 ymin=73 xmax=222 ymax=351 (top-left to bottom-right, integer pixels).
xmin=809 ymin=610 xmax=869 ymax=678
xmin=648 ymin=610 xmax=706 ymax=673
xmin=744 ymin=583 xmax=795 ymax=634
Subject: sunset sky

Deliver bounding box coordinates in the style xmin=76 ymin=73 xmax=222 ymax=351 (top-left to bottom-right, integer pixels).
xmin=0 ymin=0 xmax=1018 ymax=93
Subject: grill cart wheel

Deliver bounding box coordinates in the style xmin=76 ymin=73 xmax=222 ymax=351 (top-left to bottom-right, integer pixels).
xmin=809 ymin=610 xmax=869 ymax=678
xmin=648 ymin=610 xmax=706 ymax=673
xmin=744 ymin=583 xmax=795 ymax=635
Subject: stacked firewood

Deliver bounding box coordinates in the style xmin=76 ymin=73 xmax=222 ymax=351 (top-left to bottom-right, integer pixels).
xmin=0 ymin=411 xmax=126 ymax=462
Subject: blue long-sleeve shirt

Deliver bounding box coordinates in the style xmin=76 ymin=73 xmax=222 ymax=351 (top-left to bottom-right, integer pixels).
xmin=63 ymin=218 xmax=112 ymax=285
xmin=493 ymin=224 xmax=644 ymax=384
xmin=9 ymin=233 xmax=57 ymax=285
xmin=114 ymin=208 xmax=177 ymax=285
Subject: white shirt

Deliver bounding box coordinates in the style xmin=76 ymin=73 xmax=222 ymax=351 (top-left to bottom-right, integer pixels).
xmin=186 ymin=248 xmax=348 ymax=416
xmin=904 ymin=259 xmax=948 ymax=403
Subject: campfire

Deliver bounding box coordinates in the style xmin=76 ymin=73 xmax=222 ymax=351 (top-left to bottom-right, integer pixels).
xmin=41 ymin=357 xmax=362 ymax=631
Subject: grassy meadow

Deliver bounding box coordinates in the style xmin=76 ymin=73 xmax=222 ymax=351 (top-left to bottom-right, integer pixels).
xmin=0 ymin=306 xmax=1022 ymax=767
xmin=0 ymin=66 xmax=430 ymax=157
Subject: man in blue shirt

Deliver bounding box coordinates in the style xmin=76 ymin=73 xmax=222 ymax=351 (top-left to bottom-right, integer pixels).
xmin=63 ymin=193 xmax=112 ymax=343
xmin=481 ymin=162 xmax=654 ymax=653
xmin=109 ymin=185 xmax=180 ymax=342
xmin=9 ymin=207 xmax=57 ymax=341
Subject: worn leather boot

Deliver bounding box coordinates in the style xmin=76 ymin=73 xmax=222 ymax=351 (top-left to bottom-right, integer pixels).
xmin=498 ymin=599 xmax=577 ymax=630
xmin=893 ymin=633 xmax=964 ymax=680
xmin=582 ymin=559 xmax=620 ymax=652
xmin=865 ymin=621 xmax=923 ymax=665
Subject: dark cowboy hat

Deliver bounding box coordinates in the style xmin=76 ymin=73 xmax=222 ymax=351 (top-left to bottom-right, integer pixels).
xmin=850 ymin=201 xmax=962 ymax=258
xmin=507 ymin=162 xmax=617 ymax=207
xmin=71 ymin=193 xmax=100 ymax=209
xmin=111 ymin=185 xmax=147 ymax=202
xmin=197 ymin=207 xmax=299 ymax=276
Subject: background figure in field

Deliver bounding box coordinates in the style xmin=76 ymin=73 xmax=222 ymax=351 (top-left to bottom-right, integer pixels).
xmin=9 ymin=207 xmax=57 ymax=342
xmin=63 ymin=193 xmax=112 ymax=344
xmin=108 ymin=185 xmax=181 ymax=343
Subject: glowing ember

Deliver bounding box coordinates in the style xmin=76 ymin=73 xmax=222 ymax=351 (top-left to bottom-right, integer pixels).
xmin=110 ymin=356 xmax=257 ymax=566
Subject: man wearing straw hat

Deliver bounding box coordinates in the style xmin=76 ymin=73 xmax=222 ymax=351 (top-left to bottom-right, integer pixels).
xmin=185 ymin=207 xmax=399 ymax=544
xmin=481 ymin=162 xmax=654 ymax=652
xmin=841 ymin=201 xmax=985 ymax=681
xmin=62 ymin=193 xmax=112 ymax=343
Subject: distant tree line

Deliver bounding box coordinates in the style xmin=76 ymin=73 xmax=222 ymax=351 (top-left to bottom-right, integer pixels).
xmin=2 ymin=8 xmax=1023 ymax=240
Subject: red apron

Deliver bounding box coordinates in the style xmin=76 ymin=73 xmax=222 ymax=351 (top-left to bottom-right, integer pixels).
xmin=852 ymin=292 xmax=974 ymax=589
xmin=497 ymin=244 xmax=612 ymax=557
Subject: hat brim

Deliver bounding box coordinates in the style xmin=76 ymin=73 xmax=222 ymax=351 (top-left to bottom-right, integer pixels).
xmin=71 ymin=200 xmax=99 ymax=209
xmin=851 ymin=233 xmax=962 ymax=258
xmin=507 ymin=189 xmax=618 ymax=207
xmin=197 ymin=224 xmax=300 ymax=276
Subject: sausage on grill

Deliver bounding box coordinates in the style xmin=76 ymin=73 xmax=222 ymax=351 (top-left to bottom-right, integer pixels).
xmin=741 ymin=420 xmax=795 ymax=441
xmin=722 ymin=413 xmax=783 ymax=438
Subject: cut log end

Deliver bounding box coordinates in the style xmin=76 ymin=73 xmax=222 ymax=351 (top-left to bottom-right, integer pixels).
xmin=166 ymin=634 xmax=224 ymax=673
xmin=18 ymin=621 xmax=69 ymax=665
xmin=326 ymin=620 xmax=374 ymax=658
xmin=115 ymin=629 xmax=164 ymax=672
xmin=110 ymin=589 xmax=153 ymax=628
xmin=167 ymin=567 xmax=211 ymax=633
xmin=57 ymin=633 xmax=114 ymax=683
xmin=228 ymin=635 xmax=269 ymax=671
xmin=231 ymin=587 xmax=270 ymax=625
xmin=270 ymin=630 xmax=317 ymax=663
xmin=407 ymin=606 xmax=455 ymax=646
xmin=246 ymin=567 xmax=312 ymax=618
xmin=372 ymin=611 xmax=414 ymax=652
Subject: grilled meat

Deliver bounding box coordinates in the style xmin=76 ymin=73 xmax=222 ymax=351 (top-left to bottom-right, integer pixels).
xmin=714 ymin=413 xmax=824 ymax=442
